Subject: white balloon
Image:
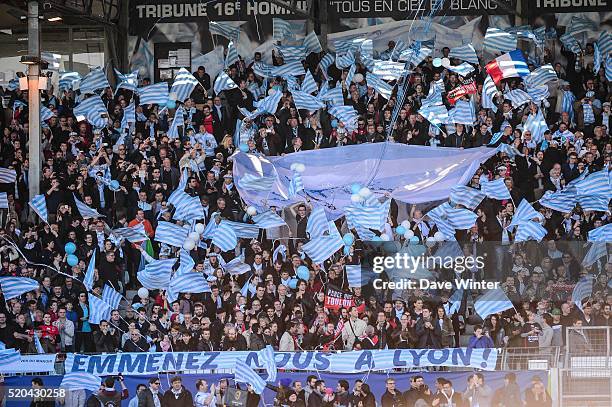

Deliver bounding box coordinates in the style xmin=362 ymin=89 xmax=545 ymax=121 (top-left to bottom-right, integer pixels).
xmin=137 ymin=287 xmax=149 ymax=299
xmin=434 ymin=231 xmax=445 ymax=241
xmin=188 ymin=232 xmax=200 ymax=242
xmin=352 ymin=73 xmax=364 ymax=83
xmin=351 ymin=194 xmax=363 ymax=203
xmin=403 ymin=230 xmax=415 ymax=239
xmin=294 ymin=163 xmax=306 ymax=173
xmin=401 ymin=220 xmax=410 ymax=228
xmin=246 ymin=206 xmax=258 ymax=216
xmin=441 ymin=57 xmax=451 ymax=68
xmin=183 ymin=239 xmax=196 ymax=251
xmin=194 ymin=223 xmax=205 ymax=235
xmin=358 ymin=187 xmax=372 ymax=197
xmin=425 ymin=237 xmax=436 ymax=247
xmin=380 ymin=233 xmax=390 ymax=241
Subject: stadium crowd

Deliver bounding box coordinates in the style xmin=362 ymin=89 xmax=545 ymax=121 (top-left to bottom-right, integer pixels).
xmin=0 ymin=19 xmax=610 ymax=364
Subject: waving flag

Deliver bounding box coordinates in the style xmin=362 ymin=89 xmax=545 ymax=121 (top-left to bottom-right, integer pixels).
xmin=137 ymin=258 xmax=175 ymax=289
xmin=526 ymin=85 xmax=550 ymax=104
xmin=303 ymin=31 xmax=322 ymax=54
xmin=167 ymin=105 xmax=185 ymax=139
xmin=73 ymin=194 xmax=102 ymax=219
xmin=121 ymin=102 xmax=135 ymax=132
xmin=567 ymin=15 xmax=597 ymax=36
xmin=587 ymin=223 xmax=611 ymax=242
xmin=112 ymin=223 xmax=148 ymax=243
xmin=225 ymin=41 xmax=240 ymax=67
xmin=60 ymin=372 xmax=101 ymax=392
xmin=253 ymin=91 xmax=282 ymax=115
xmin=114 ymin=69 xmax=138 ymax=93
xmin=447 ymin=62 xmax=475 ymax=77
xmin=59 ymin=71 xmax=81 ymax=91
xmin=167 ymin=273 xmax=211 ymax=303
xmin=474 ymin=288 xmax=514 ymax=319
xmin=209 ymin=21 xmax=241 ymax=41
xmin=483 ymin=28 xmax=517 ymax=53
xmin=560 ymin=32 xmax=582 ymax=54
xmin=213 ymin=71 xmax=238 ymax=95
xmin=336 ymin=52 xmax=356 ymax=69
xmin=481 ymin=178 xmax=511 ymax=200
xmin=345 ymin=64 xmax=356 ymax=88
xmin=234 ymin=359 xmax=266 ymax=394
xmin=329 ymin=105 xmax=359 ymax=130
xmin=83 ymin=250 xmax=96 ymax=292
xmin=572 ymin=277 xmax=594 ymax=311
xmin=0 ymin=193 xmax=7 ymax=209
xmin=73 ymin=96 xmax=108 ymax=128
xmin=523 ymin=108 xmax=548 ymax=143
xmin=0 ymin=277 xmax=39 ymax=300
xmin=303 ymin=234 xmax=344 ymax=265
xmin=481 ymin=75 xmax=498 ymax=112
xmin=171 ymin=68 xmax=199 ymax=102
xmin=419 ymin=104 xmax=448 ymax=126
xmin=301 ymin=70 xmax=318 ymax=94
xmin=102 ymin=285 xmax=122 ymax=310
xmin=212 ymin=222 xmax=238 ymax=252
xmin=449 ymin=44 xmax=478 ymax=64
xmin=155 ymin=221 xmax=189 ymax=247
xmin=577 ymin=195 xmax=609 ymax=212
xmin=87 ymin=293 xmax=112 ymax=324
xmin=449 ymin=100 xmax=475 ymax=125
xmin=574 ymin=170 xmax=610 ymax=196
xmin=510 ymin=200 xmax=543 ymax=227
xmin=291 ymin=90 xmax=324 ymax=111
xmin=252 ymin=211 xmax=287 ymax=229
xmin=504 ymin=89 xmax=531 ymax=108
xmin=0 ymin=168 xmax=17 ymax=184
xmin=273 ymin=18 xmax=293 ymax=41
xmin=29 ymin=194 xmax=48 ymax=223
xmin=78 ymin=67 xmax=110 ymax=93
xmin=0 ymin=349 xmax=20 ymax=365
xmin=138 ymin=82 xmax=169 ymax=105
xmin=224 ymin=257 xmax=251 ymax=276
xmin=485 ymin=50 xmax=529 ymax=84
xmin=515 ymin=221 xmax=547 ymax=242
xmin=288 ymin=170 xmax=304 ymax=197
xmin=318 ymin=85 xmax=344 ymax=106
xmin=539 ymin=189 xmax=576 ymax=213
xmin=253 ymin=61 xmax=305 ymax=78
xmin=366 ymin=73 xmax=393 ymax=99
xmin=260 ymin=345 xmax=277 ymax=382
xmin=449 ymin=186 xmax=486 ymax=210
xmin=40 ymin=105 xmax=55 ymax=122
xmin=399 ymin=46 xmax=432 ymax=67
xmin=319 ymin=53 xmax=335 ymax=76
xmin=307 ymin=207 xmax=330 ymax=238
xmin=277 ymin=45 xmax=307 ymax=62
xmin=597 ymin=31 xmax=612 ymax=58
xmin=524 ymin=64 xmax=558 ymax=88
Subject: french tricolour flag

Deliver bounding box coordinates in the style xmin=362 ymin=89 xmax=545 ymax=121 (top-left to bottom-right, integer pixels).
xmin=485 ymin=50 xmax=529 ymax=84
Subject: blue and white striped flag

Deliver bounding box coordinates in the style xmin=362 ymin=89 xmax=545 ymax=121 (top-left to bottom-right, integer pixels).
xmin=155 ymin=221 xmax=189 ymax=247
xmin=277 ymin=45 xmax=307 ymax=62
xmin=234 ymin=359 xmax=266 ymax=395
xmin=439 ymin=203 xmax=478 ymax=230
xmin=0 ymin=349 xmax=20 ymax=365
xmin=523 ymin=108 xmax=548 ymax=143
xmin=167 ymin=105 xmax=185 ymax=139
xmin=238 ymin=173 xmax=276 ymax=192
xmin=539 ymin=189 xmax=577 ymax=213
xmin=173 ymin=193 xmax=205 ymax=222
xmin=422 ymin=83 xmax=443 ymax=107
xmin=33 ymin=334 xmax=44 ymax=354
xmin=483 ymin=28 xmax=517 ymax=53
xmin=333 ymin=39 xmax=355 ymax=54
xmin=510 ymin=200 xmax=543 ymax=227
xmin=60 ymin=372 xmax=101 ymax=392
xmin=567 ymin=15 xmax=597 ymax=36
xmin=346 ymin=264 xmax=363 ymax=288
xmin=524 ymin=64 xmax=557 ymax=88
xmin=253 ymin=91 xmax=282 ymax=116
xmin=303 ymin=31 xmax=322 ymax=54
xmin=303 ymin=234 xmax=344 ymax=264
xmin=177 ymin=248 xmax=195 ymax=276
xmin=224 ymin=257 xmax=251 ymax=276
xmin=225 ymin=41 xmax=240 ymax=67
xmin=209 ymin=21 xmax=241 ymax=41
xmin=366 ymin=72 xmax=393 ymax=99
xmin=418 ymin=104 xmax=448 ymax=126
xmin=593 ymin=42 xmax=602 ymax=74
xmin=301 ymin=70 xmax=318 ymax=94
xmin=138 ymin=82 xmax=169 ymax=105
xmin=252 ymin=211 xmax=287 ymax=229
xmin=504 ymin=89 xmax=532 ymax=108
xmin=6 ymin=78 xmax=19 ymax=92
xmin=40 ymin=105 xmax=55 ymax=122
xmin=87 ymin=293 xmax=112 ymax=324
xmin=0 ymin=168 xmax=17 ymax=183
xmin=481 ymin=178 xmax=511 ymax=200
xmin=213 ymin=71 xmax=238 ymax=95
xmin=515 ymin=221 xmax=547 ymax=242
xmin=78 ymin=67 xmax=110 ymax=93
xmin=41 ymin=51 xmax=61 ymax=70
xmin=114 ymin=69 xmax=138 ymax=93
xmin=329 ymin=105 xmax=358 ymax=130
xmin=449 ymin=185 xmax=486 ymax=210
xmin=288 ymin=170 xmax=304 ymax=197
xmin=372 ymin=60 xmax=407 ymax=80
xmin=291 ymin=90 xmax=324 ymax=111
xmin=102 ymin=285 xmax=122 ymax=310
xmin=73 ymin=96 xmax=108 ymax=128
xmin=260 ymin=345 xmax=277 ymax=382
xmin=59 ymin=71 xmax=81 ymax=91
xmin=0 ymin=192 xmax=7 ymax=209
xmin=112 ymin=223 xmax=148 ymax=243
xmin=606 ymin=56 xmax=612 ymax=82
xmin=318 ymin=85 xmax=344 ymax=106
xmin=526 ymin=85 xmax=550 ymax=104
xmin=449 ymin=100 xmax=475 ymax=125
xmin=73 ymin=194 xmax=102 ymax=219
xmin=448 ymin=288 xmax=464 ymax=315
xmin=449 ymin=44 xmax=478 ymax=64
xmin=307 ymin=206 xmax=329 ymax=238
xmin=253 ymin=61 xmax=305 ymax=78
xmin=137 ymin=258 xmax=175 ymax=289
xmin=121 ymin=102 xmax=135 ymax=133
xmin=336 ymin=52 xmax=356 ymax=69
xmin=582 ymin=242 xmax=608 ymax=267
xmin=83 ymin=250 xmax=96 ymax=292
xmin=212 ymin=222 xmax=238 ymax=252
xmin=167 ymin=273 xmax=211 ymax=303
xmin=29 ymin=194 xmax=48 ymax=223
xmin=345 ymin=64 xmax=356 ymax=88
xmin=344 ymin=203 xmax=388 ymax=231
xmin=572 ymin=276 xmax=593 ymax=311
xmin=171 ymin=68 xmax=200 ymax=102
xmin=273 ymin=18 xmax=293 ymax=41
xmin=474 ymin=288 xmax=514 ymax=319
xmin=587 ymin=223 xmax=611 ymax=242
xmin=399 ymin=46 xmax=432 ymax=67
xmin=319 ymin=53 xmax=335 ymax=76
xmin=577 ymin=195 xmax=609 ymax=212
xmin=597 ymin=31 xmax=612 ymax=58
xmin=447 ymin=62 xmax=475 ymax=77
xmin=560 ymin=33 xmax=581 ymax=54
xmin=0 ymin=277 xmax=39 ymax=300
xmin=575 ymin=170 xmax=610 ymax=196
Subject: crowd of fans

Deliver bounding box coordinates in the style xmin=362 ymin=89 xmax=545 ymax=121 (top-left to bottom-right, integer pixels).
xmin=0 ymin=17 xmax=610 ymax=364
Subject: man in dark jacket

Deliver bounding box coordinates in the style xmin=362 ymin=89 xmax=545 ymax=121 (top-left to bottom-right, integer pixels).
xmin=306 ymin=380 xmax=325 ymax=407
xmin=138 ymin=378 xmax=164 ymax=407
xmin=415 ymin=307 xmax=442 ymax=348
xmin=93 ymin=320 xmax=118 ymax=352
xmin=380 ymin=378 xmax=404 ymax=407
xmin=122 ymin=329 xmax=149 ymax=352
xmin=162 ymin=376 xmax=194 ymax=407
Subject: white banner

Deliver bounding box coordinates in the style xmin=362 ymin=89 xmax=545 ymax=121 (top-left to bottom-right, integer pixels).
xmin=0 ymin=354 xmax=57 ymax=374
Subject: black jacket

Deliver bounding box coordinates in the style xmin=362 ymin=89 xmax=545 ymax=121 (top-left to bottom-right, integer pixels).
xmin=138 ymin=388 xmax=164 ymax=407
xmin=162 ymin=387 xmax=194 ymax=407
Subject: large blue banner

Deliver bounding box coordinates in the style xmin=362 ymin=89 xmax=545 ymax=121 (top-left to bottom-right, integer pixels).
xmin=64 ymin=348 xmax=498 ymax=375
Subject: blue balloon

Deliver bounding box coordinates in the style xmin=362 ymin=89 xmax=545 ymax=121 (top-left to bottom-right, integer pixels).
xmin=409 ymin=236 xmax=420 ymax=244
xmin=287 ymin=278 xmax=298 ymax=289
xmin=350 ymin=183 xmax=362 ymax=194
xmin=239 ymin=143 xmax=249 ymax=153
xmin=166 ymin=99 xmax=176 ymax=109
xmin=296 ymin=265 xmax=310 ymax=281
xmin=64 ymin=242 xmax=76 ymax=254
xmin=66 ymin=254 xmax=79 ymax=267
xmin=109 ymin=180 xmax=120 ymax=191
xmin=342 ymin=233 xmax=355 ymax=246
xmin=331 ymin=119 xmax=338 ymax=128
xmin=395 ymin=225 xmax=406 ymax=235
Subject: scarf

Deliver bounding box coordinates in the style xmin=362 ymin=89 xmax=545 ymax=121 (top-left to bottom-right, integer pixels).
xmin=562 ymin=91 xmax=575 ymax=122
xmin=583 ymin=102 xmax=595 ymax=124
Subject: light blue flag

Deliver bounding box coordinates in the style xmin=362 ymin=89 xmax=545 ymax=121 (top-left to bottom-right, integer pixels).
xmin=523 ymin=108 xmax=548 ymax=143
xmin=449 ymin=44 xmax=478 ymax=64
xmin=224 ymin=257 xmax=251 ymax=276
xmin=288 ymin=170 xmax=304 ymax=197
xmin=155 ymin=221 xmax=189 ymax=247
xmin=114 ymin=69 xmax=139 ymax=93
xmin=87 ymin=293 xmax=112 ymax=324
xmin=102 ymin=285 xmax=122 ymax=310
xmin=319 ymin=53 xmax=335 ymax=76
xmin=419 ymin=104 xmax=448 ymax=126
xmin=73 ymin=95 xmax=108 ymax=128
xmin=480 ymin=178 xmax=511 ymax=200
xmin=59 ymin=71 xmax=81 ymax=91
xmin=474 ymin=288 xmax=514 ymax=319
xmin=582 ymin=242 xmax=607 ymax=267
xmin=303 ymin=31 xmax=322 ymax=54
xmin=171 ymin=68 xmax=200 ymax=102
xmin=224 ymin=221 xmax=260 ymax=239
xmin=435 ymin=202 xmax=478 ymax=230
xmin=60 ymin=372 xmax=101 ymax=392
xmin=209 ymin=21 xmax=241 ymax=41
xmin=575 ymin=170 xmax=610 ymax=197
xmin=510 ymin=200 xmax=543 ymax=227
xmin=526 ymin=85 xmax=550 ymax=104
xmin=225 ymin=41 xmax=240 ymax=67
xmin=167 ymin=105 xmax=185 ymax=139
xmin=277 ymin=45 xmax=307 ymax=62
xmin=306 ymin=206 xmax=329 ymax=238
xmin=597 ymin=31 xmax=612 ymax=57
xmin=483 ymin=27 xmax=517 ymax=53
xmin=73 ymin=194 xmax=102 ymax=219
xmin=346 ymin=264 xmax=363 ymax=287
xmin=40 ymin=105 xmax=55 ymax=122
xmin=593 ymin=42 xmax=602 ymax=74
xmin=567 ymin=15 xmax=597 ymax=36
xmin=0 ymin=277 xmax=39 ymax=300
xmin=83 ymin=250 xmax=96 ymax=292
xmin=345 ymin=64 xmax=356 ymax=89
xmin=301 ymin=70 xmax=318 ymax=94
xmin=253 ymin=91 xmax=282 ymax=116
xmin=167 ymin=168 xmax=189 ymax=205
xmin=112 ymin=223 xmax=148 ymax=243
xmin=213 ymin=71 xmax=238 ymax=95
xmin=273 ymin=18 xmax=293 ymax=41
xmin=344 ymin=201 xmax=389 ymax=231
xmin=33 ymin=334 xmax=45 ymax=354
xmin=399 ymin=46 xmax=432 ymax=67
xmin=449 ymin=185 xmax=486 ymax=210
xmin=447 ymin=62 xmax=475 ymax=77
xmin=524 ymin=64 xmax=557 ymax=88
xmin=560 ymin=32 xmax=581 ymax=54
xmin=121 ymin=102 xmax=135 ymax=133
xmin=253 ymin=61 xmax=305 ymax=78
xmin=167 ymin=273 xmax=211 ymax=303
xmin=366 ymin=72 xmax=393 ymax=99
xmin=138 ymin=82 xmax=169 ymax=105
xmin=606 ymin=56 xmax=612 ymax=82
xmin=422 ymin=83 xmax=444 ymax=107
xmin=504 ymin=89 xmax=532 ymax=108
xmin=252 ymin=211 xmax=287 ymax=229
xmin=173 ymin=192 xmax=205 ymax=222
xmin=29 ymin=194 xmax=48 ymax=223
xmin=515 ymin=221 xmax=547 ymax=242
xmin=0 ymin=192 xmax=7 ymax=209
xmin=302 ymin=234 xmax=344 ymax=264
xmin=587 ymin=223 xmax=611 ymax=242
xmin=578 ymin=195 xmax=610 ymax=212
xmin=78 ymin=67 xmax=110 ymax=93
xmin=0 ymin=340 xmax=5 ymax=350
xmin=572 ymin=277 xmax=593 ymax=311
xmin=238 ymin=173 xmax=276 ymax=192
xmin=447 ymin=288 xmax=464 ymax=315
xmin=0 ymin=349 xmax=20 ymax=365
xmin=137 ymin=258 xmax=175 ymax=289
xmin=318 ymin=85 xmax=344 ymax=106
xmin=234 ymin=359 xmax=266 ymax=394
xmin=177 ymin=248 xmax=195 ymax=276
xmin=260 ymin=345 xmax=277 ymax=382
xmin=449 ymin=100 xmax=475 ymax=125
xmin=291 ymin=90 xmax=325 ymax=111
xmin=539 ymin=189 xmax=576 ymax=213
xmin=482 ymin=75 xmax=498 ymax=113
xmin=329 ymin=105 xmax=358 ymax=129
xmin=335 ymin=52 xmax=355 ymax=69
xmin=212 ymin=222 xmax=238 ymax=252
